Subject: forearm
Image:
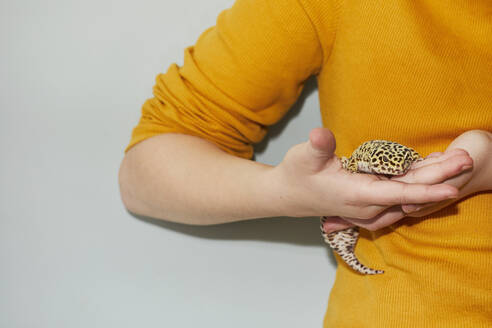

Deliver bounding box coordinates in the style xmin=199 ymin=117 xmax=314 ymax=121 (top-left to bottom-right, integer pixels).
xmin=118 ymin=133 xmax=284 ymax=225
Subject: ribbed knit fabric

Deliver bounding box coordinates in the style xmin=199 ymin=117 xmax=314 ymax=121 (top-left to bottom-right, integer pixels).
xmin=126 ymin=0 xmax=492 ymax=326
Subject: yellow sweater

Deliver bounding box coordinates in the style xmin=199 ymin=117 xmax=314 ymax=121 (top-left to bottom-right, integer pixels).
xmin=127 ymin=0 xmax=492 ymax=326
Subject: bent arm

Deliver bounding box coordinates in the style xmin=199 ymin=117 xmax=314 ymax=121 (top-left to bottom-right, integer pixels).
xmin=118 ymin=133 xmax=283 ymax=225
xmin=118 ymin=129 xmax=463 ymax=226
xmin=118 ymin=0 xmax=325 ymax=224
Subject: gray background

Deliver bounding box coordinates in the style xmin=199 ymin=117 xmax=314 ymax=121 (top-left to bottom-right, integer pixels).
xmin=1 ymin=0 xmax=337 ymax=327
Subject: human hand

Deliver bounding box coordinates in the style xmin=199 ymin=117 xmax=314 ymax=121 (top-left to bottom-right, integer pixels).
xmin=272 ymin=128 xmax=460 ymax=221
xmin=321 ymin=130 xmax=488 ymax=233
xmin=401 ymin=130 xmax=491 ymax=217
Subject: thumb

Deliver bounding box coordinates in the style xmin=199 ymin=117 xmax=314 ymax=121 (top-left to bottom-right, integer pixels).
xmin=306 ymin=128 xmax=337 ymax=171
xmin=321 ymin=216 xmax=354 ymax=234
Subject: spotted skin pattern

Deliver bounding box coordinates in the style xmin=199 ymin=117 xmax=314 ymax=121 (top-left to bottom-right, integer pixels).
xmin=320 ymin=140 xmax=422 ymax=275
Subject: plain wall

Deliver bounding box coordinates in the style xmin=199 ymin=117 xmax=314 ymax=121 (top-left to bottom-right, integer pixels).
xmin=0 ymin=0 xmax=337 ymax=327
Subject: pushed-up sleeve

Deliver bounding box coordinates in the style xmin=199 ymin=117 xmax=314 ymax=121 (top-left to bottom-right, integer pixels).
xmin=126 ymin=0 xmax=323 ymax=158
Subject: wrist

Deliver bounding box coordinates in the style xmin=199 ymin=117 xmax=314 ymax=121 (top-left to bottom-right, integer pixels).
xmin=237 ymin=161 xmax=287 ymax=219
xmin=259 ymin=165 xmax=294 ymax=218
xmin=264 ymin=164 xmax=317 ymax=218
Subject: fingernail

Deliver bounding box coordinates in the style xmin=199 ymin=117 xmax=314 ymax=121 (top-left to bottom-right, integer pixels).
xmin=441 ymin=188 xmax=459 ymax=199
xmin=444 ymin=190 xmax=459 ymax=199
xmin=323 ymin=223 xmax=346 ymax=232
xmin=461 ymin=165 xmax=472 ymax=171
xmin=404 ymin=205 xmax=423 ymax=213
xmin=322 ymin=220 xmax=352 ymax=233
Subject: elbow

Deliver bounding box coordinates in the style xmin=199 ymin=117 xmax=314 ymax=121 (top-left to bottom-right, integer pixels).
xmin=117 ymin=150 xmax=177 ymax=222
xmin=118 ymin=153 xmax=142 ymax=216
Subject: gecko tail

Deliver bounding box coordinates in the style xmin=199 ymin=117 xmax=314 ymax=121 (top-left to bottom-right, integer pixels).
xmin=320 ymin=220 xmax=384 ymax=275
xmin=337 ymin=251 xmax=385 ymax=275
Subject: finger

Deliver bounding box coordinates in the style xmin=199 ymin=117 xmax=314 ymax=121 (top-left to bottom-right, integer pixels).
xmin=401 ymin=203 xmax=427 ymax=213
xmin=361 ymin=179 xmax=459 ymax=206
xmin=308 ymin=128 xmax=336 ymax=158
xmin=404 ymin=199 xmax=456 ymax=218
xmin=425 ymin=152 xmax=443 ymax=159
xmin=321 ymin=216 xmax=353 ymax=234
xmin=394 ymin=153 xmax=473 ymax=185
xmin=305 ymin=128 xmax=337 ymax=171
xmin=411 ymin=149 xmax=470 ymax=169
xmin=343 ymin=206 xmax=405 ymax=231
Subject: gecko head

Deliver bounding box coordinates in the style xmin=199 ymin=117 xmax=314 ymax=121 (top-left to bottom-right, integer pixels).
xmin=369 ymin=146 xmax=420 ymax=176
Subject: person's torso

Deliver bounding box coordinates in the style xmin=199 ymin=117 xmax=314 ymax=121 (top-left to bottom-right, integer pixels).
xmin=312 ymin=0 xmax=492 ymax=326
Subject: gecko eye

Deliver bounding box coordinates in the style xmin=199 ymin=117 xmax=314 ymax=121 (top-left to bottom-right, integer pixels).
xmin=401 ymin=152 xmax=414 ymax=171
